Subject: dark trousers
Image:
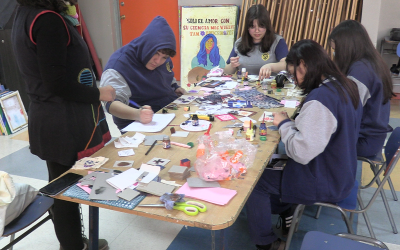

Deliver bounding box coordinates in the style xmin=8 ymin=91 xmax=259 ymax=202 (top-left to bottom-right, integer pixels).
xmin=357 ymin=134 xmax=386 ymax=158
xmin=46 ymin=161 xmax=84 ymax=250
xmin=246 ymin=169 xmax=292 ymax=245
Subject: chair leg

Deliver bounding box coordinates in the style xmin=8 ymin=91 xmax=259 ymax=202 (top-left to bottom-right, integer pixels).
xmin=374 ymin=174 xmax=398 ymax=234
xmin=315 ymin=206 xmax=322 ymax=219
xmin=294 ymin=205 xmax=305 ymax=233
xmin=284 ymin=204 xmax=304 ymax=250
xmin=9 ymin=234 xmax=15 ymax=250
xmin=358 ymin=193 xmax=376 ymax=239
xmin=388 ymin=177 xmax=398 ymax=201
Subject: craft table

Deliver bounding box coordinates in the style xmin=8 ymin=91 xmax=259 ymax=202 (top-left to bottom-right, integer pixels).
xmin=52 ymin=85 xmax=299 ymax=250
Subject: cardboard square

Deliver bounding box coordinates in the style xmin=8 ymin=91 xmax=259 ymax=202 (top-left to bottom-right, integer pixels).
xmin=168 ymin=165 xmax=188 ymax=174
xmin=113 ymin=161 xmax=134 ymax=168
xmin=88 ymin=172 xmax=119 ymax=200
xmin=144 ymin=135 xmax=167 ymax=146
xmin=136 ymin=181 xmax=176 ymax=196
xmin=187 ymin=177 xmax=221 ymax=188
xmin=237 ymin=109 xmax=257 ymax=117
xmin=147 ymin=157 xmax=170 ymax=166
xmin=117 ymin=188 xmax=140 ymax=201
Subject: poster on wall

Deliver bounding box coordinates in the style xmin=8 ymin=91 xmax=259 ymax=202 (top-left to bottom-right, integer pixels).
xmin=180 ymin=5 xmax=239 ymax=90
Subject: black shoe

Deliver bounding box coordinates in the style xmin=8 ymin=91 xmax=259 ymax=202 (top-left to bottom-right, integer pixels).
xmin=277 ymin=205 xmax=297 ymax=236
xmin=256 ymin=238 xmax=286 ymax=250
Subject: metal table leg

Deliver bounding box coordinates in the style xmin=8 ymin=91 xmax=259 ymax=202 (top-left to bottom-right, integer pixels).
xmin=89 ymin=206 xmax=99 ymax=250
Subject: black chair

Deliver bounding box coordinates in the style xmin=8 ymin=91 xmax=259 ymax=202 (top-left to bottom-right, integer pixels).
xmin=1 ymin=195 xmax=53 ymax=250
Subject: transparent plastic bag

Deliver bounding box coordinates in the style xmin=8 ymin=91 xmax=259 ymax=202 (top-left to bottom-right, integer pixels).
xmin=194 ymin=132 xmax=257 ymax=181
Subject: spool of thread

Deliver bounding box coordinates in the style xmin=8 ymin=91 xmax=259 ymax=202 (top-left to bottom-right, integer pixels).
xmin=184 ymin=106 xmax=190 ymax=111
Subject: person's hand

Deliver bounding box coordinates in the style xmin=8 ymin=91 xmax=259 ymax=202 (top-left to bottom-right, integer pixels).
xmin=273 ymin=111 xmax=289 ymax=126
xmin=259 ymin=64 xmax=272 ymax=80
xmin=229 ymin=56 xmax=240 ymax=68
xmin=99 ymin=85 xmax=116 ymax=102
xmin=175 ymin=87 xmax=187 ymax=97
xmin=139 ymin=105 xmax=153 ymax=124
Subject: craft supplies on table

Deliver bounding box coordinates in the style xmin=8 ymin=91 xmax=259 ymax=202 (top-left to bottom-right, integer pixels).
xmin=180 ymin=120 xmax=211 ymax=132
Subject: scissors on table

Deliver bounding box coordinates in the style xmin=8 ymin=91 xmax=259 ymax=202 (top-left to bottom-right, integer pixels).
xmin=138 ymin=201 xmax=207 ymax=216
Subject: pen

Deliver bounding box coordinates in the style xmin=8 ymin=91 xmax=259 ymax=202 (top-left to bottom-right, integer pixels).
xmin=129 ymin=99 xmax=142 ymax=109
xmin=145 ymin=140 xmax=157 ymax=155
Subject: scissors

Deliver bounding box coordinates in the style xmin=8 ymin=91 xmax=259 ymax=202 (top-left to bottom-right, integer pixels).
xmin=138 ymin=201 xmax=207 ymax=216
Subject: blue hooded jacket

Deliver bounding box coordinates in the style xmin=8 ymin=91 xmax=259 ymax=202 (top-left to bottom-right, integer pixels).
xmin=104 ymin=16 xmax=178 ymax=129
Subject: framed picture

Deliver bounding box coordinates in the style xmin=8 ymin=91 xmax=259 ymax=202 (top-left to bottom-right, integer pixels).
xmin=0 ymin=91 xmax=28 ymax=133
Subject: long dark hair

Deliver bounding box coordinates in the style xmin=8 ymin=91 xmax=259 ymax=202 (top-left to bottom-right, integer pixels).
xmin=16 ymin=0 xmax=77 ymax=13
xmin=237 ymin=4 xmax=276 ymax=56
xmin=328 ymin=20 xmax=394 ymax=103
xmin=286 ymin=39 xmax=360 ymax=109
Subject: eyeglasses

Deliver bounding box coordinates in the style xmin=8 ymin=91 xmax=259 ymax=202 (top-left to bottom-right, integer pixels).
xmin=248 ymin=26 xmax=266 ymax=31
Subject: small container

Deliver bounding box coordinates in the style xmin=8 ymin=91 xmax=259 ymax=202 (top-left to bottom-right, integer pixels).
xmin=259 ymin=122 xmax=267 ymax=141
xmin=163 ymin=136 xmax=171 ymax=149
xmin=271 ymin=80 xmax=277 ymax=89
xmin=246 ymin=128 xmax=254 ymax=141
xmin=192 ymin=114 xmax=199 ymax=126
xmin=241 ymin=68 xmax=246 ymax=82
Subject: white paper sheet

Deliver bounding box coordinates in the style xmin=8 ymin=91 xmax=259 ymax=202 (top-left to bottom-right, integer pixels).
xmin=121 ymin=113 xmax=175 ymax=132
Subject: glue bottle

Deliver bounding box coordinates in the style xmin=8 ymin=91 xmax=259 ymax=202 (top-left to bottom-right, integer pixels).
xmin=246 ymin=127 xmax=254 ymax=141
xmin=259 ymin=122 xmax=267 ymax=141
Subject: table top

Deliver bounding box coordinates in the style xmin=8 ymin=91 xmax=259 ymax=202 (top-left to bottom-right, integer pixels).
xmin=54 ymin=84 xmax=299 ymax=230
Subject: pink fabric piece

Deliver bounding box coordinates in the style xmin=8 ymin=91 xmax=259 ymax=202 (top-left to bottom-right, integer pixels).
xmin=77 ymin=183 xmax=92 ymax=194
xmin=175 ymin=182 xmax=237 ymax=205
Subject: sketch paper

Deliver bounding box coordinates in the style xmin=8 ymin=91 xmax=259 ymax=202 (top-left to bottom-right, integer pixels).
xmin=121 ymin=113 xmax=175 ymax=132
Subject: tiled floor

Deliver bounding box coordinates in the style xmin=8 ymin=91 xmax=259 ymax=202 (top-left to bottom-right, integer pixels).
xmin=0 ymin=105 xmax=400 ymax=250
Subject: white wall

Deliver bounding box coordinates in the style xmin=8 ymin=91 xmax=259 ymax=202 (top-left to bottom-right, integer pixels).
xmin=377 ymin=0 xmax=400 ymax=67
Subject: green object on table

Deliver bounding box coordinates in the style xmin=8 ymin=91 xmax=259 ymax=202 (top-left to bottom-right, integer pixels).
xmin=187 ymin=142 xmax=194 ymax=148
xmin=260 ymin=136 xmax=267 ymax=141
xmin=276 ymin=88 xmax=282 ymax=92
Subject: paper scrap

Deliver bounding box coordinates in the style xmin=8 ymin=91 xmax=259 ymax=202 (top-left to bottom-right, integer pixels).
xmin=118 ymin=149 xmax=135 ymax=157
xmin=171 ymin=131 xmax=190 ymax=137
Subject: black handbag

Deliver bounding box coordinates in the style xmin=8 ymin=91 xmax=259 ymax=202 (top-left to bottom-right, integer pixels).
xmin=390 ymin=28 xmax=400 ymax=41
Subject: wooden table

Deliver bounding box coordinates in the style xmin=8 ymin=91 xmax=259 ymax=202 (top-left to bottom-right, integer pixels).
xmin=53 ymin=86 xmax=298 ymax=250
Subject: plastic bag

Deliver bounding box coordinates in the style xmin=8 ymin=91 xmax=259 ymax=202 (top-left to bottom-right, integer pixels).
xmin=194 ymin=132 xmax=257 ymax=181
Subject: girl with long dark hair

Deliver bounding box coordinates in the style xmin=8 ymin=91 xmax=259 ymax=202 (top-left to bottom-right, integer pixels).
xmin=246 ymin=40 xmax=361 ymax=250
xmin=224 ymin=4 xmax=288 ymax=79
xmin=329 ymin=20 xmax=394 ymax=158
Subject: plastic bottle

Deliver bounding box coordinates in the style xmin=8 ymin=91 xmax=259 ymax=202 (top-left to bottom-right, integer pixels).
xmin=192 ymin=114 xmax=199 ymax=126
xmin=241 ymin=68 xmax=246 ymax=82
xmin=163 ymin=136 xmax=171 ymax=149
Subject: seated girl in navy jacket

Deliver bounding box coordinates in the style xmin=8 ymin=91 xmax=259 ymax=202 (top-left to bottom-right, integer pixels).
xmin=246 ymin=39 xmax=361 ymax=250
